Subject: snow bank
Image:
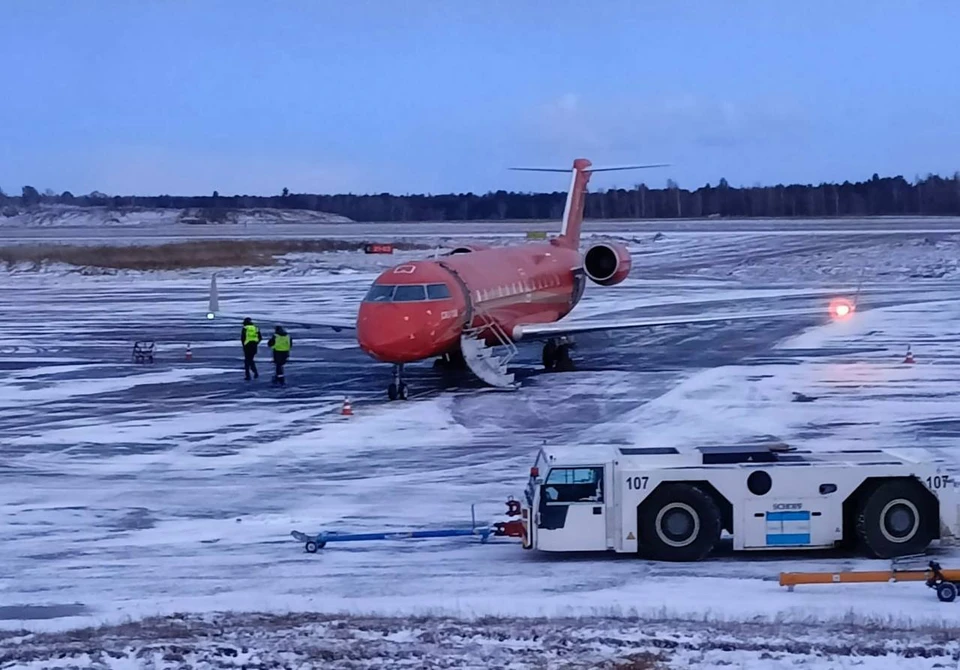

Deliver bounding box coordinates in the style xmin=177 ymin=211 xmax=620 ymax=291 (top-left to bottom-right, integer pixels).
xmin=1 ymin=204 xmax=352 ymax=227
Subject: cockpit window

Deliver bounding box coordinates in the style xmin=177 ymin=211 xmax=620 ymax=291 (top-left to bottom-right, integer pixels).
xmin=426 ymin=283 xmax=452 ymax=300
xmin=364 ymin=284 xmax=395 ymax=302
xmin=392 ymin=285 xmax=427 ymax=302
xmin=363 ymin=283 xmax=453 ymax=303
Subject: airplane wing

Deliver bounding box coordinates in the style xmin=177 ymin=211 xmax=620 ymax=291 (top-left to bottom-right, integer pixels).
xmin=511 ymin=306 xmax=844 ymax=341
xmin=205 ymin=274 xmax=356 ymax=332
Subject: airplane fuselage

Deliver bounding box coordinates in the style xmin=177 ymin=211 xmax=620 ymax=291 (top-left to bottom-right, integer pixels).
xmin=356 ymin=240 xmax=584 ymax=364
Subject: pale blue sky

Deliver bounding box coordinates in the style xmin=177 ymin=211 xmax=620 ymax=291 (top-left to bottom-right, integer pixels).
xmin=2 ymin=1 xmax=958 ymax=196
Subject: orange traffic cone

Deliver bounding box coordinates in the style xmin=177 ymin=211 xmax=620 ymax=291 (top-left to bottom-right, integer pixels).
xmin=341 ymin=397 xmax=353 ymax=416
xmin=185 ymin=344 xmax=193 ymax=361
xmin=903 ymin=346 xmax=914 ymax=364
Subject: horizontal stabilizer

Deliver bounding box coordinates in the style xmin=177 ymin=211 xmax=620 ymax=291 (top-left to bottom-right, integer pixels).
xmin=509 ymin=167 xmax=573 ymax=173
xmin=509 ymin=163 xmax=669 ymax=173
xmin=586 ymin=164 xmax=670 ymax=173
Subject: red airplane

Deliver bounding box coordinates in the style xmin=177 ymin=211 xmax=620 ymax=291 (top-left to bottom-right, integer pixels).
xmin=208 ymin=158 xmax=855 ymax=399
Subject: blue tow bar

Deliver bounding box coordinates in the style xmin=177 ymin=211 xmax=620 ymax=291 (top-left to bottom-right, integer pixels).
xmin=290 ymin=504 xmax=505 ymax=553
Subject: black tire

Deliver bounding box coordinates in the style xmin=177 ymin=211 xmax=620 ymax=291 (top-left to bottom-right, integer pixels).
xmin=388 ymin=383 xmax=398 ymax=401
xmin=855 ymin=479 xmax=937 ymax=558
xmin=399 ymin=383 xmax=408 ymax=400
xmin=555 ymin=345 xmax=575 ymax=372
xmin=305 ymin=541 xmax=318 ymax=553
xmin=638 ymin=483 xmax=722 ymax=562
xmin=936 ymin=582 xmax=957 ymax=603
xmin=542 ymin=342 xmax=557 ymax=369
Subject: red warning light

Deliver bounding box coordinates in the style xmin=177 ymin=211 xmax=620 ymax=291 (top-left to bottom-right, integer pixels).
xmin=829 ymin=298 xmax=854 ymax=320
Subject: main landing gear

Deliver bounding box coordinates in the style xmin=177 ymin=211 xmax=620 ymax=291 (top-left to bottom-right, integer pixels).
xmin=542 ymin=338 xmax=575 ymax=372
xmin=388 ymin=364 xmax=409 ymax=401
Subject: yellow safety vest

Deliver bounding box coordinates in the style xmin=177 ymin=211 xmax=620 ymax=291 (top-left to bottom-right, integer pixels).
xmin=272 ymin=334 xmax=291 ymax=352
xmin=243 ymin=324 xmax=260 ymax=344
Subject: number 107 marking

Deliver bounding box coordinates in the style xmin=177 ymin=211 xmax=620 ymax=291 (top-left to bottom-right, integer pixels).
xmin=626 ymin=476 xmax=649 ymax=490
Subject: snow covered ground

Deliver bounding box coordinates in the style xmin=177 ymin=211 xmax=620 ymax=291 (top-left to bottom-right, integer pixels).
xmin=4 ymin=612 xmax=960 ymax=669
xmin=0 ymin=204 xmax=351 ymax=228
xmin=2 ymin=222 xmax=960 ymax=667
xmin=3 ymin=211 xmax=960 ymax=245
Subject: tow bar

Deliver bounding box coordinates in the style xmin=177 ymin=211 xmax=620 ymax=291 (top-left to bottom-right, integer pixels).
xmin=291 ymin=500 xmax=525 ymax=553
xmin=780 ymin=556 xmax=960 ymax=603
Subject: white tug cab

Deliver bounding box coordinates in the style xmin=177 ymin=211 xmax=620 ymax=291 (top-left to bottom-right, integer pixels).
xmin=518 ymin=443 xmax=960 ymax=561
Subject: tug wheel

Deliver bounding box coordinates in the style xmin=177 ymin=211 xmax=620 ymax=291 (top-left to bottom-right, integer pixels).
xmin=855 ymin=479 xmax=937 ymax=558
xmin=637 ymin=483 xmax=721 ymax=562
xmin=937 ymin=582 xmax=958 ymax=603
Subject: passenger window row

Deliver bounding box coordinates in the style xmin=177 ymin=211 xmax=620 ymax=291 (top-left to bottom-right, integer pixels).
xmin=364 ymin=283 xmax=452 ymax=303
xmin=474 ymin=274 xmax=562 ymax=304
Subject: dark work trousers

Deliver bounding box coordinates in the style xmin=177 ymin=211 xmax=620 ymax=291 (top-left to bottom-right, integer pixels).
xmin=243 ymin=342 xmax=259 ymax=380
xmin=273 ymin=351 xmax=289 ymax=385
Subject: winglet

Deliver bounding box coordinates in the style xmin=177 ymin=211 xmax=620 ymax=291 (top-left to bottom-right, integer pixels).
xmin=206 ymin=274 xmax=219 ymax=319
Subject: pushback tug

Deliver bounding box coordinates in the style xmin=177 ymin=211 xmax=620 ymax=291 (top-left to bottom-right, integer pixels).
xmin=513 ymin=443 xmax=960 ymax=562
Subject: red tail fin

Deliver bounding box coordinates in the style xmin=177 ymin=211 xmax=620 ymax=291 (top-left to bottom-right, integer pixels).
xmin=557 ymin=158 xmax=593 ymax=249
xmin=510 ymin=158 xmax=668 ymax=250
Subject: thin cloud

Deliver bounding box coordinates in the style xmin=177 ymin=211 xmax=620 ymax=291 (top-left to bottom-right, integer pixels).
xmin=523 ymin=92 xmax=813 ymax=155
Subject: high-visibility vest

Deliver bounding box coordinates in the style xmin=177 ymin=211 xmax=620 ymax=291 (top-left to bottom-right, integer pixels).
xmin=243 ymin=324 xmax=260 ymax=344
xmin=272 ymin=334 xmax=291 ymax=352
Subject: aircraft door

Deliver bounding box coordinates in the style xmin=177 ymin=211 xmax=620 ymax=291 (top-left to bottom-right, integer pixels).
xmin=436 ymin=261 xmax=474 ymax=327
xmin=536 ymin=466 xmax=608 ymax=551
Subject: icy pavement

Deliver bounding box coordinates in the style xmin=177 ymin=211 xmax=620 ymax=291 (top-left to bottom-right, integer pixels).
xmin=2 ymin=224 xmax=960 ymax=668
xmin=3 ymin=213 xmax=960 ymax=244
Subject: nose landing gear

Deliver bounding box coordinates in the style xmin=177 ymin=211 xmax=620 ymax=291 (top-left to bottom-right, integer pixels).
xmin=388 ymin=363 xmax=409 ymax=401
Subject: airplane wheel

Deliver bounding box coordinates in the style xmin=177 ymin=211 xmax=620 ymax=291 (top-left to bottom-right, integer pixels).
xmin=388 ymin=383 xmax=398 ymax=401
xmin=555 ymin=345 xmax=575 ymax=371
xmin=542 ymin=342 xmax=557 ymax=370
xmin=398 ymin=383 xmax=408 ymax=400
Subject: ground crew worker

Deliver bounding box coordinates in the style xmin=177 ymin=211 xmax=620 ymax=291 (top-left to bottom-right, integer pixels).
xmin=268 ymin=325 xmax=292 ymax=385
xmin=241 ymin=317 xmax=262 ymax=381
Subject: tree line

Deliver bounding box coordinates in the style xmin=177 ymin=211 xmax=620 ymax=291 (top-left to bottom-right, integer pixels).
xmin=3 ymin=173 xmax=960 ymax=222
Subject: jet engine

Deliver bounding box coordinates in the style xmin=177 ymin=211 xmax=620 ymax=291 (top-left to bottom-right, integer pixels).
xmin=448 ymin=243 xmax=491 ymax=255
xmin=583 ymin=242 xmax=632 ymax=286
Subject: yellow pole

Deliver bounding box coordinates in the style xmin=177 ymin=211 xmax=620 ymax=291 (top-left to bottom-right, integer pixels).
xmin=780 ymin=568 xmax=960 ymax=589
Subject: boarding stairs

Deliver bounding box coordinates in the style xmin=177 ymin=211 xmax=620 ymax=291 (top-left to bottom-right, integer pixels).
xmin=459 ymin=309 xmax=519 ymax=389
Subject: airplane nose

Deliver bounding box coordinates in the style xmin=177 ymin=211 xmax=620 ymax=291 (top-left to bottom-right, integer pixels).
xmin=357 ymin=304 xmax=426 ymax=362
